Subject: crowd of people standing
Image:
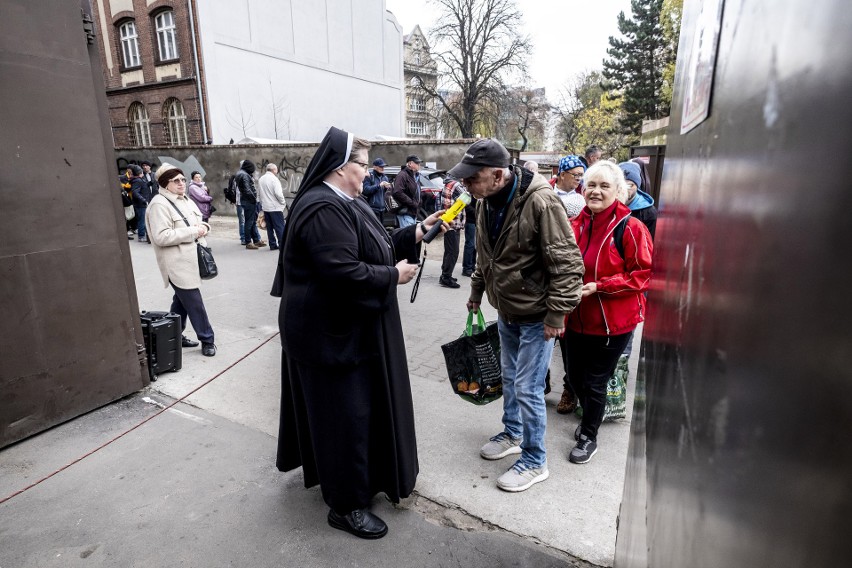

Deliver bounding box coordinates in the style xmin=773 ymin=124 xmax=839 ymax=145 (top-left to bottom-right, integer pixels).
xmin=122 ymin=134 xmax=657 ymax=541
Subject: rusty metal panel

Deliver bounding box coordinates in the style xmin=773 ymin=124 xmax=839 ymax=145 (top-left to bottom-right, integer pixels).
xmin=615 ymin=0 xmax=852 ymax=566
xmin=0 ymin=0 xmax=147 ymax=448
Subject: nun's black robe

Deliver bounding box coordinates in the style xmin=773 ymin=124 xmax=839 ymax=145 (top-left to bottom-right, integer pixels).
xmin=274 ymin=183 xmax=419 ymax=512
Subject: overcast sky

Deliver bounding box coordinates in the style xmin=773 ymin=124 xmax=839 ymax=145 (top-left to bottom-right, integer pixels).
xmin=385 ymin=0 xmax=633 ymax=105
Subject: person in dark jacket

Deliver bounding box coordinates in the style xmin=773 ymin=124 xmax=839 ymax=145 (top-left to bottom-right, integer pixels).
xmin=619 ymin=161 xmax=658 ymax=240
xmin=391 ymin=155 xmax=422 ymax=227
xmin=234 ymin=159 xmax=266 ymax=249
xmin=461 ymin=197 xmax=478 ymax=276
xmin=271 ymin=127 xmax=447 ymax=540
xmin=128 ymin=164 xmax=151 ymax=243
xmin=566 ymin=161 xmax=653 ymax=465
xmin=141 ymin=161 xmax=157 ymax=197
xmin=452 ymin=138 xmax=585 ymax=492
xmin=361 ymin=157 xmax=391 ymax=221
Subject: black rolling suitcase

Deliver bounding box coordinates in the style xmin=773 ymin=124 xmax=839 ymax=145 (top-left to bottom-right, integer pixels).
xmin=140 ymin=311 xmax=182 ymax=381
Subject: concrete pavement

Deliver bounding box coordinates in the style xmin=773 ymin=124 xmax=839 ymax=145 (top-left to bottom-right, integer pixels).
xmin=0 ymin=216 xmax=638 ymax=567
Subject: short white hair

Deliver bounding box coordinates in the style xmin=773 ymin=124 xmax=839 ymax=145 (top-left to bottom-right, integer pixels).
xmin=266 ymin=163 xmax=278 ymax=172
xmin=583 ymin=161 xmax=628 ymax=203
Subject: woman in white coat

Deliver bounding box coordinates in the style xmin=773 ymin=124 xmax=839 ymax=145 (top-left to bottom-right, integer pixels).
xmin=145 ymin=163 xmax=216 ymax=356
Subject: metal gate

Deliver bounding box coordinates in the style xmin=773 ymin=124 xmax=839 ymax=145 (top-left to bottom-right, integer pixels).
xmin=0 ymin=0 xmax=148 ymax=448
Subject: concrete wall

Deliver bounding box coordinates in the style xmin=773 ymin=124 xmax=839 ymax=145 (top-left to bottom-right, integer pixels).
xmin=114 ymin=139 xmax=481 ymax=212
xmin=194 ymin=0 xmax=404 ymax=143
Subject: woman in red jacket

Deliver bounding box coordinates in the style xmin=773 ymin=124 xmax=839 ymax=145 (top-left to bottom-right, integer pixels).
xmin=565 ymin=161 xmax=653 ymax=464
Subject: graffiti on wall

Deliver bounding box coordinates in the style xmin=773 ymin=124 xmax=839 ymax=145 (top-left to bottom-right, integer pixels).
xmin=254 ymin=154 xmax=309 ymax=195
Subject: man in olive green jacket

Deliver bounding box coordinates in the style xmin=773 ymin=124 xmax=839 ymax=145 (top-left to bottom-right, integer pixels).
xmin=448 ymin=139 xmax=584 ymax=493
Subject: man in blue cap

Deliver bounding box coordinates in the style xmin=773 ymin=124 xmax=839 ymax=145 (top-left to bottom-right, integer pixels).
xmin=362 ymin=157 xmax=391 ymax=222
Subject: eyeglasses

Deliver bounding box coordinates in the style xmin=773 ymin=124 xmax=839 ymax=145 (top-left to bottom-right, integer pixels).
xmin=563 ymin=172 xmax=583 ymax=180
xmin=169 ymin=177 xmax=187 ymax=184
xmin=350 ymin=160 xmax=370 ymax=171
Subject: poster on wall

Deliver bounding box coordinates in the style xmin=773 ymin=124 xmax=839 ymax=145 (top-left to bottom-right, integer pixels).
xmin=680 ymin=0 xmax=725 ymax=134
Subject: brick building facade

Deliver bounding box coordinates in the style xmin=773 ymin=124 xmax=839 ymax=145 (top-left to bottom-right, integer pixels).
xmin=91 ymin=0 xmax=209 ymax=147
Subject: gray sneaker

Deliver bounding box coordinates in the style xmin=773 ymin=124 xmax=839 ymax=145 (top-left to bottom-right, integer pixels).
xmin=569 ymin=435 xmax=598 ymax=464
xmin=479 ymin=432 xmax=522 ymax=460
xmin=496 ymin=463 xmax=549 ymax=492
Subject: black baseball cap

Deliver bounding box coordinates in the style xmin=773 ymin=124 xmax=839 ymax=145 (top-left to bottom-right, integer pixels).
xmin=406 ymin=155 xmax=422 ymax=164
xmin=447 ymin=138 xmax=510 ymax=179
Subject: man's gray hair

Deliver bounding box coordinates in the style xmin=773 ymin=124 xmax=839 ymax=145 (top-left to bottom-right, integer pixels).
xmin=266 ymin=163 xmax=278 ymax=172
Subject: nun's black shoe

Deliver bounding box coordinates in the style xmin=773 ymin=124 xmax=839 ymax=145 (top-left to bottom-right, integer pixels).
xmin=181 ymin=336 xmax=199 ymax=348
xmin=327 ymin=508 xmax=388 ymax=539
xmin=201 ymin=343 xmax=216 ymax=356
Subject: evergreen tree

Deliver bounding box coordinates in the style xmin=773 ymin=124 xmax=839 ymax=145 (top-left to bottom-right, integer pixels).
xmin=603 ymin=0 xmax=672 ymax=142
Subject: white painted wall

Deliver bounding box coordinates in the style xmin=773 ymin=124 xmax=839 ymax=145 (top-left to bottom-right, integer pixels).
xmin=195 ymin=0 xmax=404 ymax=142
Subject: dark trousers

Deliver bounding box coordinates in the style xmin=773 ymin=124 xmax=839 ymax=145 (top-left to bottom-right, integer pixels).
xmin=169 ymin=282 xmax=214 ymax=344
xmin=134 ymin=206 xmax=147 ymax=239
xmin=441 ymin=229 xmax=460 ymax=278
xmin=243 ymin=202 xmax=260 ymax=244
xmin=557 ymin=334 xmax=576 ymax=394
xmin=565 ymin=330 xmax=631 ymax=441
xmin=264 ymin=210 xmax=286 ymax=249
xmin=372 ymin=209 xmax=383 ymax=223
xmin=463 ymin=221 xmax=476 ymax=273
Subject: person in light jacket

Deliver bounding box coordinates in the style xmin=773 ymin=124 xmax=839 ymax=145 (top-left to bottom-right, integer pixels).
xmin=258 ymin=163 xmax=288 ymax=250
xmin=146 ymin=163 xmax=217 ymax=357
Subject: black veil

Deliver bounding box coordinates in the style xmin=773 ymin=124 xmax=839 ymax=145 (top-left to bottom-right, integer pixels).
xmin=270 ymin=126 xmax=353 ymax=297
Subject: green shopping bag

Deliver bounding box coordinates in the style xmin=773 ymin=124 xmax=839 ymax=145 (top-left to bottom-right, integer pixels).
xmin=440 ymin=311 xmax=503 ymax=405
xmin=575 ymin=354 xmax=628 ymax=421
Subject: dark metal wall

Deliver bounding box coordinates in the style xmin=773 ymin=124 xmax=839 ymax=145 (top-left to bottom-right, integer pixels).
xmin=615 ymin=0 xmax=852 ymax=566
xmin=0 ymin=0 xmax=148 ymax=448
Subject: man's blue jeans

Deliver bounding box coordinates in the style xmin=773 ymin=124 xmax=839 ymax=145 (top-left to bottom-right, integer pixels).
xmin=236 ymin=204 xmax=260 ymax=244
xmin=497 ymin=317 xmax=554 ymax=469
xmin=236 ymin=204 xmax=246 ymax=243
xmin=397 ymin=214 xmax=416 ymax=228
xmin=134 ymin=206 xmax=147 ymax=240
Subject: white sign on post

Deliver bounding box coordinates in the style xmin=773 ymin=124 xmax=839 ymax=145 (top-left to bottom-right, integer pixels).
xmin=680 ymin=0 xmax=726 ymax=134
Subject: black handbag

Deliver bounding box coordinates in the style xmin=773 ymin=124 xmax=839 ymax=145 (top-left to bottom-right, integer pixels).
xmin=196 ymin=242 xmax=218 ymax=280
xmin=166 ymin=199 xmax=218 ymax=280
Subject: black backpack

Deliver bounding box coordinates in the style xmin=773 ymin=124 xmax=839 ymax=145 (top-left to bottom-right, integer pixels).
xmin=224 ymin=175 xmax=237 ymax=204
xmin=612 ymin=216 xmax=629 ymax=260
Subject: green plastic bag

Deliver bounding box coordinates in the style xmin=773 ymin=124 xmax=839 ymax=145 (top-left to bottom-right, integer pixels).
xmin=440 ymin=311 xmax=503 ymax=405
xmin=575 ymin=354 xmax=628 ymax=421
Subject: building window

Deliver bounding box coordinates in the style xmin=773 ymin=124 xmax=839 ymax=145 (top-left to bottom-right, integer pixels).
xmin=154 ymin=11 xmax=179 ymax=61
xmin=119 ymin=21 xmax=141 ymax=68
xmin=128 ymin=102 xmax=151 ymax=146
xmin=163 ymin=98 xmax=189 ymax=145
xmin=414 ymin=53 xmax=421 ymax=65
xmin=409 ymin=97 xmax=426 ymax=112
xmin=408 ymin=121 xmax=426 ymax=136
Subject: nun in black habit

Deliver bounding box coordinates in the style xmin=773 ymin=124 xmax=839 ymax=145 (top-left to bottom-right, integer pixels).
xmin=271 ymin=127 xmax=446 ymax=539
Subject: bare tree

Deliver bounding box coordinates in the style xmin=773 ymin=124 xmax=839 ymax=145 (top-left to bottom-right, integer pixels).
xmin=268 ymin=79 xmax=291 ymax=140
xmin=417 ymin=0 xmax=531 ymax=138
xmin=225 ymin=92 xmax=256 ymax=139
xmin=504 ymin=87 xmax=549 ymax=151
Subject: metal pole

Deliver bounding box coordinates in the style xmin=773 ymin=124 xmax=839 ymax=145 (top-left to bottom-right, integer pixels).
xmin=187 ymin=0 xmax=208 ymax=143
